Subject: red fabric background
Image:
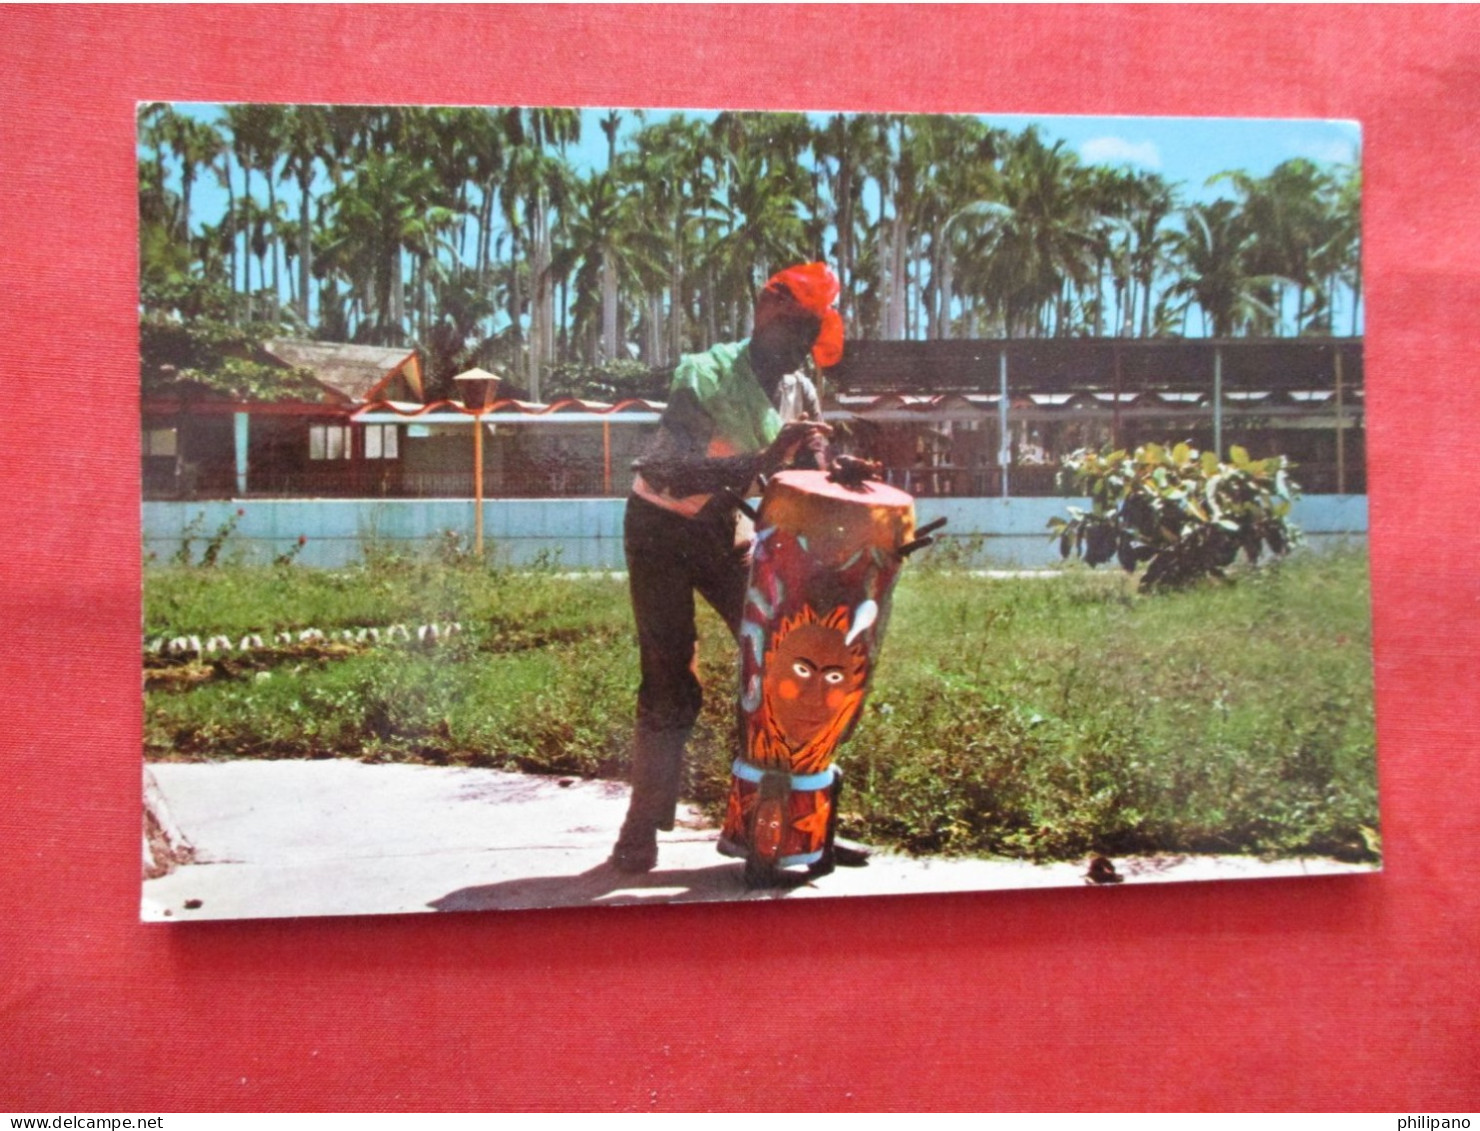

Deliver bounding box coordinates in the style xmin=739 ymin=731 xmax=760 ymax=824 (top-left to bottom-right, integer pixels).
xmin=2 ymin=5 xmax=1475 ymax=1112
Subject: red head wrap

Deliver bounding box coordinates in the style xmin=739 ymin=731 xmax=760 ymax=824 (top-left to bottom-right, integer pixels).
xmin=754 ymin=262 xmax=845 ymax=368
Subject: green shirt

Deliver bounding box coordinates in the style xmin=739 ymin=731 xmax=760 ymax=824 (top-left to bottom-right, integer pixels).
xmin=667 ymin=340 xmax=781 ymax=457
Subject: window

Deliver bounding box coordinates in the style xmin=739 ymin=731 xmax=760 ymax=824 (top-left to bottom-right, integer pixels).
xmin=143 ymin=427 xmax=178 ymax=457
xmin=364 ymin=423 xmax=399 ymax=460
xmin=309 ymin=424 xmax=352 ymax=460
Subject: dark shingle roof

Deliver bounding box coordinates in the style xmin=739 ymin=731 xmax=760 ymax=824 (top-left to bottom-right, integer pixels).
xmin=263 ymin=340 xmax=419 ymax=403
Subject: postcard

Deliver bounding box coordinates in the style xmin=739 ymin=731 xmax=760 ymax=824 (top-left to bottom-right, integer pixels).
xmin=139 ymin=104 xmax=1375 ymax=920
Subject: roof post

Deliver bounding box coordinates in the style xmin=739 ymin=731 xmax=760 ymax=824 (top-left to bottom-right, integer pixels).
xmin=233 ymin=411 xmax=249 ymax=497
xmin=999 ymin=347 xmax=1010 ymax=499
xmin=1213 ymin=345 xmax=1224 ymax=458
xmin=1335 ymin=346 xmax=1346 ymax=494
xmin=603 ymin=420 xmax=612 ymax=497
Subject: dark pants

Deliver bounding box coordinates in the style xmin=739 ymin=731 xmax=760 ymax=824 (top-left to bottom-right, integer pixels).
xmin=619 ymin=493 xmax=749 ymax=838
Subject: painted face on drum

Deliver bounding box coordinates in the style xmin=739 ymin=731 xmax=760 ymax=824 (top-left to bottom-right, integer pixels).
xmin=764 ymin=621 xmax=865 ymax=747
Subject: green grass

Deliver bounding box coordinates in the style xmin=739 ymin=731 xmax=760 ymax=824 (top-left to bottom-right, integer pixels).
xmin=143 ymin=549 xmax=1378 ymax=863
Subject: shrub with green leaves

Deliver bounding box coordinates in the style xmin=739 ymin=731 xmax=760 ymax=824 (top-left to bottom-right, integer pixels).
xmin=1048 ymin=442 xmax=1300 ymax=591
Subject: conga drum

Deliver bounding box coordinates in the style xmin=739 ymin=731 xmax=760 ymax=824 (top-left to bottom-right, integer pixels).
xmin=718 ymin=469 xmax=931 ymax=884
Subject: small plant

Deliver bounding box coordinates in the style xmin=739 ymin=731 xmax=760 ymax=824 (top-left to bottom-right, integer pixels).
xmin=173 ymin=509 xmax=243 ymax=567
xmin=434 ymin=529 xmax=477 ymax=568
xmin=273 ymin=534 xmax=308 ymax=569
xmin=200 ymin=508 xmax=245 ymax=567
xmin=1048 ymin=442 xmax=1300 ymax=591
xmin=173 ymin=512 xmax=206 ymax=565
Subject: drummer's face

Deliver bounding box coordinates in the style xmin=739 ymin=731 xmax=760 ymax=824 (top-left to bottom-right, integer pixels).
xmin=765 ymin=621 xmax=864 ymax=747
xmin=750 ymin=316 xmax=819 ymax=385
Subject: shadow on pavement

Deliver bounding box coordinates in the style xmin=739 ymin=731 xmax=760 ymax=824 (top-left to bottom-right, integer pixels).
xmin=428 ymin=859 xmax=758 ymax=912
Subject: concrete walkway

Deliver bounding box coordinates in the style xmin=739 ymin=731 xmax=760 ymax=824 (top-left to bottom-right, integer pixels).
xmin=141 ymin=760 xmax=1377 ymax=922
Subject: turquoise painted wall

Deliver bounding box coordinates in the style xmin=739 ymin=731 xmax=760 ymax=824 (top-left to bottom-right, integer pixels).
xmin=143 ymin=495 xmax=1368 ymax=571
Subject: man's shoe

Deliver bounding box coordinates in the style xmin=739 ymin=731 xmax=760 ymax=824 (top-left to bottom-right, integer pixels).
xmin=609 ymin=822 xmax=659 ymax=873
xmin=609 ymin=841 xmax=658 ymax=873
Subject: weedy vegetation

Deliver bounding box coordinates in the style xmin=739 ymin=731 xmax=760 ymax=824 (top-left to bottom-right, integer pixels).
xmin=144 ymin=544 xmax=1378 ymax=864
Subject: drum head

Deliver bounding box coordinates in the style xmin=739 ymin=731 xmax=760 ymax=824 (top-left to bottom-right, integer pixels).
xmin=760 ymin=470 xmax=916 ymax=560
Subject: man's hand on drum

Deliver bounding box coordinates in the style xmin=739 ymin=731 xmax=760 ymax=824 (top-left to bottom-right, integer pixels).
xmin=827 ymin=454 xmax=885 ymax=487
xmin=761 ymin=418 xmax=832 ymax=476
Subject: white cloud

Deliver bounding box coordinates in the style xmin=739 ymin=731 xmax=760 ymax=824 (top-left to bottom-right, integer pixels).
xmin=1292 ymin=135 xmax=1359 ymax=165
xmin=1079 ymin=136 xmax=1162 ymax=170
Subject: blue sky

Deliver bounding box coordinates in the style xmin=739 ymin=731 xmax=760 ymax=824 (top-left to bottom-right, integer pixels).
xmin=575 ymin=109 xmax=1360 ymax=205
xmin=983 ymin=113 xmax=1358 ymax=201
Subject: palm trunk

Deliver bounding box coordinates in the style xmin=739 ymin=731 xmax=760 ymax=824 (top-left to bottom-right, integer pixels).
xmin=180 ymin=168 xmax=195 ymax=245
xmin=704 ymin=264 xmax=717 ymax=344
xmin=890 ymin=215 xmax=907 ymax=340
xmin=669 ymin=254 xmax=684 ymax=366
xmin=648 ymin=294 xmax=662 ymax=363
xmin=837 ymin=159 xmax=853 ymax=326
xmin=222 ymin=165 xmax=237 ymax=316
xmin=478 ymin=186 xmax=494 ymax=286
xmin=527 ymin=197 xmax=549 ymax=398
xmin=284 ymin=249 xmax=298 ymax=310
xmin=387 ymin=247 xmax=403 ymax=343
xmin=266 ymin=175 xmax=280 ymax=305
xmin=601 ymin=252 xmax=618 ymax=359
xmin=240 ymin=160 xmax=253 ymax=321
xmin=508 ymin=229 xmax=523 ymax=369
xmin=297 ymin=169 xmax=313 ymax=325
xmin=939 ymin=245 xmax=954 ymax=341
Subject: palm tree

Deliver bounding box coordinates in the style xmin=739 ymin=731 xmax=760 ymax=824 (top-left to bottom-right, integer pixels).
xmin=1216 ymin=158 xmax=1337 ymax=335
xmin=465 ymin=108 xmax=513 ymax=289
xmin=813 ymin=112 xmax=884 ymax=333
xmin=897 ymin=115 xmax=1003 ymax=339
xmin=1318 ymin=162 xmax=1362 ymax=335
xmin=421 ymin=266 xmax=499 ymax=397
xmin=137 ymin=103 xmax=176 ymax=238
xmin=138 ymin=157 xmax=190 ymax=298
xmin=328 ymin=151 xmax=453 ymax=345
xmin=497 ymin=108 xmax=579 ymax=396
xmin=596 ymin=114 xmax=625 ymax=359
xmin=1166 ymin=199 xmax=1280 ymax=336
xmin=855 ymin=114 xmax=908 ymax=339
xmin=1084 ymin=167 xmax=1144 ymax=336
xmin=1120 ymin=171 xmax=1178 ymax=337
xmin=551 ymin=171 xmax=628 ymax=360
xmin=708 ymin=112 xmax=813 ymax=336
xmin=623 ymin=113 xmax=713 ymax=363
xmin=164 ymin=114 xmax=224 ymax=252
xmin=222 ymin=104 xmax=283 ymax=314
xmin=279 ymin=105 xmax=329 ymax=325
xmin=963 ymin=128 xmax=1100 ymax=337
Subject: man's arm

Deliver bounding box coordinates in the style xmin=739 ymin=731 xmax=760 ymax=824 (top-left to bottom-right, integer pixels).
xmin=789 ymin=373 xmax=829 ymax=471
xmin=635 ymin=387 xmax=828 ymax=496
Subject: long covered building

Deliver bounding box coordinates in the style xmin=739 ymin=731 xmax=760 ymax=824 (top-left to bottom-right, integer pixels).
xmin=821 ymin=337 xmax=1364 ymax=496
xmin=144 ymin=337 xmax=1365 ymax=500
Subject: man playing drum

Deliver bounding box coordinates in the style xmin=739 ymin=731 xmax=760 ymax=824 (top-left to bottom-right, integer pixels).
xmin=610 ymin=262 xmax=856 ymax=874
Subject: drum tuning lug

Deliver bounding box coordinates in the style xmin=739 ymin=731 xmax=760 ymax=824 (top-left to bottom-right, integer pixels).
xmin=899 ymin=518 xmax=947 ymax=558
xmin=720 ymin=487 xmax=760 ymax=522
xmin=915 ymin=517 xmax=948 ymax=538
xmin=898 ymin=535 xmax=936 ymax=558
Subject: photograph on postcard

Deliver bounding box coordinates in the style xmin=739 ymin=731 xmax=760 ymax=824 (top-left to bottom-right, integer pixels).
xmin=138 ymin=104 xmax=1376 ymax=920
